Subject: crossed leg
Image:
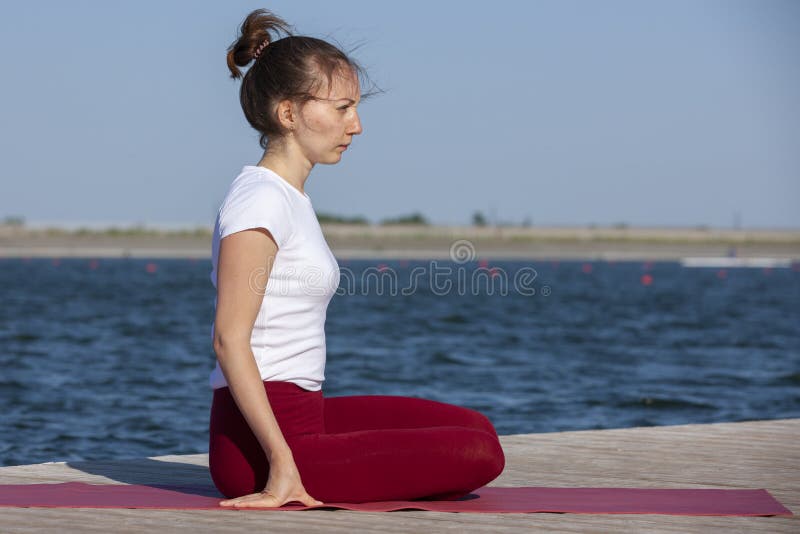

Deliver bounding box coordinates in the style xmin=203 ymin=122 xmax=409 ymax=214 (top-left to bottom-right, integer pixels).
xmin=284 ymin=394 xmax=505 ymax=503
xmin=209 ymin=389 xmax=505 ymax=503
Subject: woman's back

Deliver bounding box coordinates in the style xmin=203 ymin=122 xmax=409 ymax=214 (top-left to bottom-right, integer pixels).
xmin=209 ymin=165 xmax=340 ymax=391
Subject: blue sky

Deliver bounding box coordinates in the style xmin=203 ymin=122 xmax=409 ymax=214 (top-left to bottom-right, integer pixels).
xmin=0 ymin=0 xmax=797 ymax=229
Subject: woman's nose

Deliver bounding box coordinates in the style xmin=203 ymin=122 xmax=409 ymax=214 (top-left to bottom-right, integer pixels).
xmin=348 ymin=110 xmax=363 ymax=135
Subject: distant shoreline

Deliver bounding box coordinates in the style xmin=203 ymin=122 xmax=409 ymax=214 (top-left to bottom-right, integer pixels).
xmin=2 ymin=224 xmax=799 ymax=261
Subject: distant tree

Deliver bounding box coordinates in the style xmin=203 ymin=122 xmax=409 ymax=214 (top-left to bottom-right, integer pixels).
xmin=472 ymin=211 xmax=487 ymax=227
xmin=521 ymin=216 xmax=532 ymax=228
xmin=316 ymin=212 xmax=369 ymax=225
xmin=379 ymin=212 xmax=429 ymax=226
xmin=2 ymin=215 xmax=25 ymax=227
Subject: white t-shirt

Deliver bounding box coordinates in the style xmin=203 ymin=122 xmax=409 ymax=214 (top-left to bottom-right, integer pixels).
xmin=208 ymin=165 xmax=340 ymax=391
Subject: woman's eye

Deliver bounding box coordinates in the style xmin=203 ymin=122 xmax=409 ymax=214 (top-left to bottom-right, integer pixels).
xmin=338 ymin=106 xmax=349 ymax=111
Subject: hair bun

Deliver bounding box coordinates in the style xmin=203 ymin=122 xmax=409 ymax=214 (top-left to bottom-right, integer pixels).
xmin=226 ymin=9 xmax=291 ymax=79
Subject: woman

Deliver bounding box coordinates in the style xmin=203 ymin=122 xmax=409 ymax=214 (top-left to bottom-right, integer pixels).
xmin=209 ymin=8 xmax=505 ymax=508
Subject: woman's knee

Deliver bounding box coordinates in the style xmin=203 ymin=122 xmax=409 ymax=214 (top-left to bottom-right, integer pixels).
xmin=431 ymin=428 xmax=505 ymax=496
xmin=469 ymin=429 xmax=505 ymax=482
xmin=485 ymin=432 xmax=506 ymax=479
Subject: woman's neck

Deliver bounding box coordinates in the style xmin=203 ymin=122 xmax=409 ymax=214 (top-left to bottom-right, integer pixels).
xmin=257 ymin=140 xmax=313 ymax=195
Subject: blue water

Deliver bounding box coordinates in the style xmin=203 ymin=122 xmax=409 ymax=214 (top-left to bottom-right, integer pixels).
xmin=1 ymin=257 xmax=798 ymax=467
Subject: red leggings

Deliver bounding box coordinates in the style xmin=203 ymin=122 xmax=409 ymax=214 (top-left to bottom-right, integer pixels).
xmin=209 ymin=381 xmax=505 ymax=503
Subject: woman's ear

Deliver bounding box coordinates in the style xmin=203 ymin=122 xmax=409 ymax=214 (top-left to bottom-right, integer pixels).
xmin=276 ymin=99 xmax=296 ymax=132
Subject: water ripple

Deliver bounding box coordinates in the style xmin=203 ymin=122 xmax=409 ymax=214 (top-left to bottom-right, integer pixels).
xmin=1 ymin=258 xmax=799 ymax=465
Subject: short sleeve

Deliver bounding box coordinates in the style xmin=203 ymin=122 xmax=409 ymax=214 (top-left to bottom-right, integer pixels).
xmin=217 ymin=180 xmax=294 ymax=248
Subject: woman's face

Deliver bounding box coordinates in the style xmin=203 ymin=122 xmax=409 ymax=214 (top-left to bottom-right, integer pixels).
xmin=291 ymin=68 xmax=363 ymax=165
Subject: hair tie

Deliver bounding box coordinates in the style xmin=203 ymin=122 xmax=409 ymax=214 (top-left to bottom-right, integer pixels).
xmin=253 ymin=38 xmax=270 ymax=61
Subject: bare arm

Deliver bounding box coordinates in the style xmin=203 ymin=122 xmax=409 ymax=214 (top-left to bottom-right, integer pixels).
xmin=213 ymin=228 xmax=291 ymax=463
xmin=213 ymin=228 xmax=322 ymax=507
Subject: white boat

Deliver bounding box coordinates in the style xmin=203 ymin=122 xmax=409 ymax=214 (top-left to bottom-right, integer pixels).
xmin=680 ymin=257 xmax=793 ymax=268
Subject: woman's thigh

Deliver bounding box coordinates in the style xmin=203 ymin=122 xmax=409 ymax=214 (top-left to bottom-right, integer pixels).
xmin=323 ymin=394 xmax=500 ymax=440
xmin=289 ymin=425 xmax=505 ymax=503
xmin=208 ymin=381 xmax=324 ymax=499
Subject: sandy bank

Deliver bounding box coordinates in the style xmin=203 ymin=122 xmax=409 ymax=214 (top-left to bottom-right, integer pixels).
xmin=1 ymin=224 xmax=799 ymax=261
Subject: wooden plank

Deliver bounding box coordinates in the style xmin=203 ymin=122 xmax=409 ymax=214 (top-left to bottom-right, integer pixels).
xmin=1 ymin=419 xmax=797 ymax=533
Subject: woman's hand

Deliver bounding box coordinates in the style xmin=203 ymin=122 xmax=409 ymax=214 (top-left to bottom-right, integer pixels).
xmin=219 ymin=458 xmax=324 ymax=508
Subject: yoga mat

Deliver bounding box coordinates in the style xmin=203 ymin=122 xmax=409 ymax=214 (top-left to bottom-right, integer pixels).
xmin=0 ymin=482 xmax=792 ymax=516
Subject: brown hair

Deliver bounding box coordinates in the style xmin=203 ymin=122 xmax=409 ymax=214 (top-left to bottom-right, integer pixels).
xmin=226 ymin=8 xmax=377 ymax=149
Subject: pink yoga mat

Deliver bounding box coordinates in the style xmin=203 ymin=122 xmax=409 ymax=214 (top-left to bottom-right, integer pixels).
xmin=0 ymin=483 xmax=792 ymax=515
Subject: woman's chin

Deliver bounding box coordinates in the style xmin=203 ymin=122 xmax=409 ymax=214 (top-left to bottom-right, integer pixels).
xmin=321 ymin=152 xmax=343 ymax=164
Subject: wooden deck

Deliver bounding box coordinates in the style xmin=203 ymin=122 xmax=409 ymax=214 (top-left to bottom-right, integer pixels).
xmin=1 ymin=418 xmax=797 ymax=533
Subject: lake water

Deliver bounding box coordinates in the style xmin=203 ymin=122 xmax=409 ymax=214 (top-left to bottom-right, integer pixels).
xmin=1 ymin=256 xmax=798 ymax=466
